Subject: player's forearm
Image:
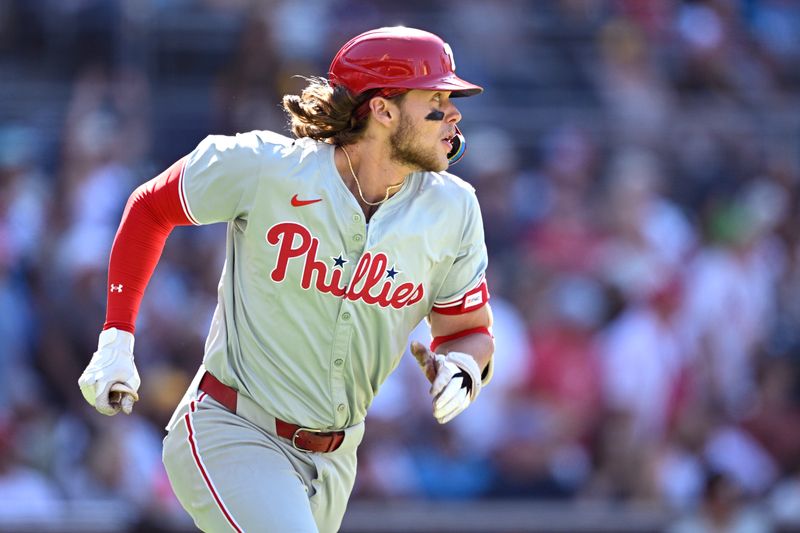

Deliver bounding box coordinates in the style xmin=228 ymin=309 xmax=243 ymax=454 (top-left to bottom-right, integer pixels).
xmin=434 ymin=332 xmax=494 ymax=376
xmin=104 ymin=159 xmax=193 ymax=333
xmin=104 ymin=192 xmax=173 ymax=333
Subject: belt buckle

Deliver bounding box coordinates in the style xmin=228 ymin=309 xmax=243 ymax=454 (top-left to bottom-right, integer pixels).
xmin=292 ymin=427 xmax=323 ymax=452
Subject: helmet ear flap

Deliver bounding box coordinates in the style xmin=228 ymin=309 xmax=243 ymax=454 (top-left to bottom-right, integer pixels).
xmin=447 ymin=126 xmax=467 ymax=165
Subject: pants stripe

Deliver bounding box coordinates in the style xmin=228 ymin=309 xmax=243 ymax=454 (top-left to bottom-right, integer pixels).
xmin=184 ymin=393 xmax=243 ymax=533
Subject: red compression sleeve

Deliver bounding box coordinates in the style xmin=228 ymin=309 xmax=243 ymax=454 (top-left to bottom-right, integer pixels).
xmin=104 ymin=158 xmax=194 ymax=333
xmin=430 ymin=326 xmax=493 ymax=352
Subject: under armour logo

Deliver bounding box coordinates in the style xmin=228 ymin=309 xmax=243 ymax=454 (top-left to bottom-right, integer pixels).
xmin=110 ymin=284 xmax=123 ymax=293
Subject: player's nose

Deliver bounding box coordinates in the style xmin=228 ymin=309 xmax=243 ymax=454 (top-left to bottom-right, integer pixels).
xmin=446 ymin=101 xmax=462 ymax=124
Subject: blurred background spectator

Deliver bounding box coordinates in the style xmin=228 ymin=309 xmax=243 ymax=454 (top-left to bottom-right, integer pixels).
xmin=1 ymin=0 xmax=799 ymax=531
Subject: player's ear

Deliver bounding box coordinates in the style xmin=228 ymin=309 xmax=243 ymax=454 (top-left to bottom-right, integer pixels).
xmin=368 ymin=97 xmax=398 ymax=127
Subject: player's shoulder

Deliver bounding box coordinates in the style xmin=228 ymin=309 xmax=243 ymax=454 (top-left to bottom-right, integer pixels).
xmin=193 ymin=130 xmax=328 ymax=166
xmin=423 ymin=170 xmax=475 ymax=192
xmin=238 ymin=131 xmax=332 ymax=162
xmin=418 ymin=170 xmax=478 ymax=206
xmin=195 ymin=130 xmax=293 ymax=154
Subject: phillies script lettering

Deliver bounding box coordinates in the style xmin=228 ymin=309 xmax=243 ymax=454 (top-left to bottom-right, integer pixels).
xmin=266 ymin=222 xmax=424 ymax=309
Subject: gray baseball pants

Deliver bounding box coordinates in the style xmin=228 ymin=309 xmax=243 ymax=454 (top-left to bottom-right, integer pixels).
xmin=162 ymin=387 xmax=364 ymax=532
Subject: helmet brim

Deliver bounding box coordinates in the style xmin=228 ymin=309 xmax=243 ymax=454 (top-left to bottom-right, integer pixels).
xmin=414 ymin=74 xmax=483 ymax=97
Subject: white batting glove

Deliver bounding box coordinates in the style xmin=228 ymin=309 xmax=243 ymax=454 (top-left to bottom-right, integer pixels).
xmin=410 ymin=342 xmax=482 ymax=424
xmin=78 ymin=328 xmax=141 ymax=416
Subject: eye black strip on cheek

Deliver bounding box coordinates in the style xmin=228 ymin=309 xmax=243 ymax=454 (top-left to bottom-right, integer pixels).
xmin=425 ymin=110 xmax=445 ymax=121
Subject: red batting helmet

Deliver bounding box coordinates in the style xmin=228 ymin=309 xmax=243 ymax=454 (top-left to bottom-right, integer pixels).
xmin=328 ymin=27 xmax=483 ymax=98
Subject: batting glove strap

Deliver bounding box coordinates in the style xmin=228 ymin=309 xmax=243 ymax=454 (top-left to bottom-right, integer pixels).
xmin=78 ymin=328 xmax=141 ymax=416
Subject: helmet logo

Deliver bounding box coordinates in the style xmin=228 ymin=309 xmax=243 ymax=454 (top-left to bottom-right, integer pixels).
xmin=443 ymin=43 xmax=456 ymax=71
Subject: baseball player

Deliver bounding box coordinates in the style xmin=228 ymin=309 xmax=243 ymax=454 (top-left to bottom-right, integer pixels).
xmin=78 ymin=26 xmax=494 ymax=532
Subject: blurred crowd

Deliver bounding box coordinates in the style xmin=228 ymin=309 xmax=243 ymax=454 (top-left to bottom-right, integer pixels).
xmin=1 ymin=0 xmax=800 ymax=531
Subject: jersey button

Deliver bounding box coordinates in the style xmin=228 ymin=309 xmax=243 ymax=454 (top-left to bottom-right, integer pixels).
xmin=353 ymin=234 xmax=363 ymax=242
xmin=341 ymin=312 xmax=351 ymax=321
xmin=352 ymin=214 xmax=361 ymax=223
xmin=334 ymin=358 xmax=344 ymax=367
xmin=337 ymin=404 xmax=346 ymax=413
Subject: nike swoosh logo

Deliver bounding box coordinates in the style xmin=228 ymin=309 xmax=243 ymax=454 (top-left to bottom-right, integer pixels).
xmin=291 ymin=194 xmax=322 ymax=207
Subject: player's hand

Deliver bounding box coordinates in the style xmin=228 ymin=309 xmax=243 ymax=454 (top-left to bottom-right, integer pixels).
xmin=410 ymin=342 xmax=482 ymax=424
xmin=78 ymin=328 xmax=141 ymax=416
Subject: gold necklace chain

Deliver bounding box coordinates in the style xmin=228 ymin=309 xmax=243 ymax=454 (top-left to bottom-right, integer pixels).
xmin=340 ymin=145 xmax=404 ymax=207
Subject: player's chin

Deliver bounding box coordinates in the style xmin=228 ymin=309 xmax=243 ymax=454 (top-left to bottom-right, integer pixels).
xmin=426 ymin=160 xmax=448 ymax=173
xmin=411 ymin=144 xmax=449 ymax=173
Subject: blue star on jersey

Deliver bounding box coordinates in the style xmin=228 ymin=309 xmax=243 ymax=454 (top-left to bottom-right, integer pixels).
xmin=386 ymin=266 xmax=399 ymax=279
xmin=332 ymin=254 xmax=348 ymax=268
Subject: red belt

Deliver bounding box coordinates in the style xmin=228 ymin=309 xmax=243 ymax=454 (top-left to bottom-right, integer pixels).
xmin=198 ymin=371 xmax=345 ymax=453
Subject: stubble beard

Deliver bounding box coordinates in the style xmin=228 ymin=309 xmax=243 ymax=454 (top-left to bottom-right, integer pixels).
xmin=389 ymin=113 xmax=447 ymax=173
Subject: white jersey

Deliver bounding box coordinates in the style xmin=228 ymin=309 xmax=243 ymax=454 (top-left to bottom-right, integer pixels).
xmin=179 ymin=131 xmax=488 ymax=429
